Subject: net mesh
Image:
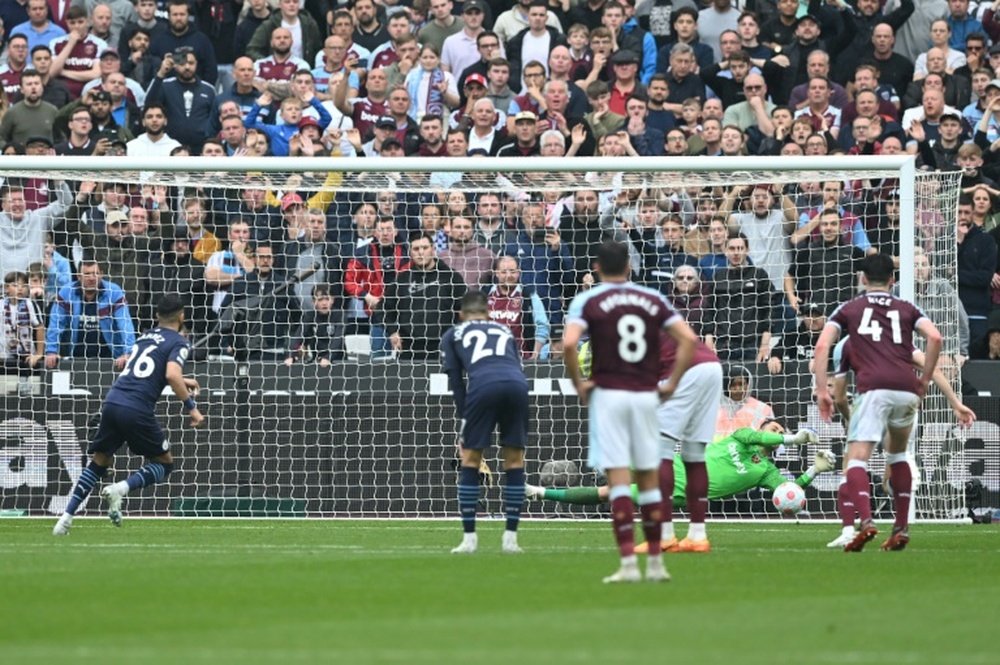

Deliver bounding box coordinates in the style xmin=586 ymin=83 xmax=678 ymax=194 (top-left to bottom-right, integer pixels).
xmin=0 ymin=160 xmax=968 ymax=520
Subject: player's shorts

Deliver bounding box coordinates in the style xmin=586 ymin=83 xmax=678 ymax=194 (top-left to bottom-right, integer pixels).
xmin=88 ymin=401 xmax=169 ymax=459
xmin=588 ymin=387 xmax=660 ymax=471
xmin=657 ymin=361 xmax=723 ymax=457
xmin=462 ymin=380 xmax=530 ymax=450
xmin=847 ymin=389 xmax=920 ymax=445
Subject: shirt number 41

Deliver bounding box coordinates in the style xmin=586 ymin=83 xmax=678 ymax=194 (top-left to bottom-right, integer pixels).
xmin=857 ymin=307 xmax=902 ymax=344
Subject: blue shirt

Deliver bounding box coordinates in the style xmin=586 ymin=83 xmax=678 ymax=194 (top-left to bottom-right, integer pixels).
xmin=10 ymin=21 xmax=66 ymax=54
xmin=106 ymin=327 xmax=190 ymax=411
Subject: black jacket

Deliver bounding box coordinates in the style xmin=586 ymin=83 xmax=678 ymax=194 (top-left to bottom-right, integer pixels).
xmin=958 ymin=224 xmax=998 ymax=318
xmin=380 ymin=262 xmax=466 ymax=358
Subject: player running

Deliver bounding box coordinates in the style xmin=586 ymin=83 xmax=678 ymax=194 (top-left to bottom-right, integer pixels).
xmin=53 ymin=295 xmax=204 ymax=535
xmin=825 ymin=335 xmax=976 ymax=548
xmin=814 ymin=253 xmax=943 ymax=552
xmin=563 ymin=241 xmax=698 ymax=583
xmin=527 ymin=421 xmax=834 ymax=536
xmin=441 ymin=291 xmax=531 ymax=554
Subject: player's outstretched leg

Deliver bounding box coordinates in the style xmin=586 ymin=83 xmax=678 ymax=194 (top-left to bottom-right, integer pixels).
xmin=603 ymin=485 xmax=641 ymax=583
xmin=843 ymin=459 xmax=878 ymax=552
xmin=679 ymin=458 xmax=710 ymax=553
xmin=881 ymin=453 xmax=912 ymax=551
xmin=828 ymin=478 xmax=857 ymax=548
xmin=502 ymin=466 xmax=525 ymax=553
xmin=53 ymin=461 xmax=109 ymax=536
xmin=452 ymin=466 xmax=480 ymax=554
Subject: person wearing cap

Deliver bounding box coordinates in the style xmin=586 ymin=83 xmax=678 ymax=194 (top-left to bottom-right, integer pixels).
xmin=359 ymin=115 xmax=397 ymax=156
xmin=81 ymin=44 xmax=150 ymax=108
xmin=607 ymin=49 xmax=644 ymax=116
xmin=506 ymin=1 xmax=566 ymax=88
xmin=48 ymin=6 xmax=105 ymax=100
xmin=27 ymin=45 xmax=73 ymax=108
xmin=0 ymin=69 xmax=58 ymax=146
xmin=450 ymin=72 xmax=506 ymax=132
xmin=910 ymin=111 xmax=965 ymax=170
xmin=495 ymin=108 xmax=540 ymax=156
xmin=441 ymin=0 xmax=489 ymax=81
xmin=145 ymin=46 xmax=215 ymax=152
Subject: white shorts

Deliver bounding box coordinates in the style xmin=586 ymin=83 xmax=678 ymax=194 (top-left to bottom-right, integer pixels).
xmin=588 ymin=387 xmax=660 ymax=471
xmin=657 ymin=362 xmax=723 ymax=460
xmin=847 ymin=389 xmax=920 ymax=445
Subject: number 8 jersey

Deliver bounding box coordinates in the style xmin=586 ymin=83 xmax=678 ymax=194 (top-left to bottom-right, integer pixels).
xmin=566 ymin=283 xmax=680 ymax=391
xmin=827 ymin=290 xmax=927 ymax=395
xmin=106 ymin=327 xmax=191 ymax=411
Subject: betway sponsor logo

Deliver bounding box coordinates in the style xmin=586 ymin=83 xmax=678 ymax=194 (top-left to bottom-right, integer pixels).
xmin=728 ymin=442 xmax=748 ymax=475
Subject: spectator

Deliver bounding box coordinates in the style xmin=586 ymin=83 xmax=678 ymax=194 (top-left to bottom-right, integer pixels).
xmin=721 ymin=184 xmax=795 ymax=293
xmin=381 ymin=233 xmax=465 ymax=359
xmin=285 ymin=206 xmax=340 ymax=312
xmin=582 ymin=80 xmax=623 ymax=142
xmin=441 ymin=0 xmax=486 ymax=78
xmin=118 ymin=0 xmax=162 ymax=53
xmin=418 ymin=0 xmax=464 ymax=53
xmin=311 ymin=35 xmax=361 ymax=97
xmin=343 ymin=214 xmax=409 ymax=350
xmin=957 ymin=194 xmax=998 ymax=348
xmin=0 ymin=34 xmax=30 ymax=100
xmin=0 ymin=270 xmax=45 ymax=375
xmin=485 ymin=57 xmax=516 ymax=114
xmin=214 ymin=56 xmax=259 ymax=119
xmin=656 ymin=8 xmax=714 ymax=74
xmin=786 ymin=50 xmax=849 ymax=112
xmin=414 ymin=113 xmax=447 ymax=156
xmin=697 ymin=215 xmax=730 ymax=282
xmin=55 ymin=105 xmax=99 ymax=155
xmin=405 ymin=44 xmax=459 ymax=121
xmin=28 ymin=45 xmax=73 ymax=108
xmin=371 ymin=12 xmax=414 ymax=70
xmin=149 ymin=0 xmax=217 ymax=85
xmin=472 ymin=192 xmax=515 ymax=256
xmin=859 ymin=23 xmax=914 ymax=98
xmin=48 ymin=6 xmax=104 ymax=100
xmin=704 ymin=231 xmax=774 ymax=361
xmin=126 ymin=103 xmax=180 ymax=156
xmin=507 ymin=1 xmax=567 ymax=87
xmin=244 ymin=89 xmax=331 ymax=157
xmin=715 ymin=364 xmax=775 ymax=436
xmin=791 ymin=179 xmax=873 ymax=255
xmin=438 ymin=215 xmax=495 ymax=289
xmin=10 ymin=0 xmax=66 ymax=54
xmin=148 ymin=229 xmax=210 ymax=336
xmin=179 ymin=196 xmax=221 ymax=265
xmin=496 ymin=109 xmax=540 ymax=156
xmin=946 ymin=0 xmax=982 ymax=50
xmin=493 ymin=0 xmax=561 ymax=47
xmin=221 ymin=240 xmax=293 ymax=359
xmin=204 ymin=220 xmax=255 ymax=314
xmin=0 ymin=69 xmax=57 ymax=145
xmin=284 ymin=282 xmax=344 ymax=366
xmin=333 ymin=65 xmax=389 ymax=138
xmin=253 ymin=27 xmax=311 ymax=82
xmin=785 ymin=207 xmax=864 ymax=315
xmin=503 ymin=200 xmax=574 ymax=333
xmin=487 ymin=254 xmax=550 ymax=359
xmin=44 ymin=258 xmax=136 ymax=369
xmin=970 ymin=313 xmax=1000 ymax=360
xmin=766 ymin=301 xmax=826 ymax=376
xmin=145 ymin=48 xmax=216 ymax=152
xmin=666 ymin=263 xmax=708 ymax=337
xmin=0 ymin=181 xmax=72 ymax=281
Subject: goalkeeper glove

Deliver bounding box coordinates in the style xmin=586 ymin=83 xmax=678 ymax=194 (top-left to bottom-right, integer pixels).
xmin=784 ymin=428 xmax=819 ymax=445
xmin=813 ymin=450 xmax=836 ymax=473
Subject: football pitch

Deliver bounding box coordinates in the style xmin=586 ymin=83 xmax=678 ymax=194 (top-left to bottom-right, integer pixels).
xmin=1 ymin=520 xmax=998 ymax=665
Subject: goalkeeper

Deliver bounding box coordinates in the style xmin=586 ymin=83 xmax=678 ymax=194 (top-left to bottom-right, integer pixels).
xmin=526 ymin=419 xmax=836 ymax=550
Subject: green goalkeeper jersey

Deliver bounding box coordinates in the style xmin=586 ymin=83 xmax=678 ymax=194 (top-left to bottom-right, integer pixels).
xmin=669 ymin=428 xmax=813 ymax=506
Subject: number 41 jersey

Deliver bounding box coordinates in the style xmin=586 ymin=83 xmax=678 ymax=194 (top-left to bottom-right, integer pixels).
xmin=567 ymin=282 xmax=680 ymax=391
xmin=441 ymin=320 xmax=527 ymax=391
xmin=106 ymin=327 xmax=191 ymax=411
xmin=828 ymin=290 xmax=927 ymax=395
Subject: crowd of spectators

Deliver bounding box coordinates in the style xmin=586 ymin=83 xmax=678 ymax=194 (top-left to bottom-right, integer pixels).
xmin=1 ymin=0 xmax=999 ymax=372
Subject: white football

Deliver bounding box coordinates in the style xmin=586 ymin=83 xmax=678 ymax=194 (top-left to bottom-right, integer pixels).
xmin=772 ymin=482 xmax=806 ymax=516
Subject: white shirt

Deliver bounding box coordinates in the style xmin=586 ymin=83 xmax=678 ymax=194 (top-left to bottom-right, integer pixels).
xmin=441 ymin=30 xmax=480 ymax=78
xmin=913 ymin=48 xmax=967 ymax=78
xmin=520 ymin=31 xmax=552 ymax=80
xmin=282 ymin=18 xmax=304 ymax=61
xmin=467 ymin=126 xmax=496 ymax=152
xmin=732 ymin=209 xmax=789 ymax=292
xmin=127 ymin=133 xmax=181 ymax=157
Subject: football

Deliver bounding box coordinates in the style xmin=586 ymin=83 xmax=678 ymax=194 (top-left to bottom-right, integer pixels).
xmin=772 ymin=482 xmax=807 ymax=515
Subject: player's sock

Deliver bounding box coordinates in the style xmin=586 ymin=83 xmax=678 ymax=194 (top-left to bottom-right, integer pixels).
xmin=125 ymin=462 xmax=172 ymax=492
xmin=684 ymin=460 xmax=709 ymax=540
xmin=65 ymin=461 xmax=108 ymax=516
xmin=845 ymin=460 xmax=872 ymax=523
xmin=837 ymin=478 xmax=854 ymax=527
xmin=457 ymin=466 xmax=480 ymax=534
xmin=504 ymin=468 xmax=525 ymax=532
xmin=886 ymin=454 xmax=912 ymax=531
xmin=542 ymin=487 xmax=603 ymax=505
xmin=609 ymin=484 xmax=635 ymax=558
xmin=638 ymin=488 xmax=663 ymax=556
xmin=658 ymin=458 xmax=675 ymax=540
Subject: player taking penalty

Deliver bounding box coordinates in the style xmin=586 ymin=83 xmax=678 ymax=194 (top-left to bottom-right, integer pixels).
xmin=563 ymin=241 xmax=698 ymax=583
xmin=441 ymin=291 xmax=530 ymax=554
xmin=53 ymin=294 xmax=204 ymax=535
xmin=814 ymin=253 xmax=943 ymax=552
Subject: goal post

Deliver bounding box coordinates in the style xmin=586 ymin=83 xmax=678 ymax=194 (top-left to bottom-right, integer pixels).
xmin=0 ymin=155 xmax=970 ymax=521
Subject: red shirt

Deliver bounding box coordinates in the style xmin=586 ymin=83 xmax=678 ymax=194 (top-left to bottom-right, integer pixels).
xmin=51 ymin=35 xmax=106 ymax=98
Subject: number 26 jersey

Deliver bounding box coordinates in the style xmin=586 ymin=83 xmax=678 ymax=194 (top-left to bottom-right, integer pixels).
xmin=106 ymin=327 xmax=191 ymax=411
xmin=566 ymin=283 xmax=680 ymax=391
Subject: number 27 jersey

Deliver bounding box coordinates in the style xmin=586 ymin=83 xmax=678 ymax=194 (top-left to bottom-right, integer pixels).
xmin=828 ymin=291 xmax=927 ymax=394
xmin=567 ymin=282 xmax=680 ymax=391
xmin=106 ymin=327 xmax=191 ymax=411
xmin=440 ymin=320 xmax=527 ymax=390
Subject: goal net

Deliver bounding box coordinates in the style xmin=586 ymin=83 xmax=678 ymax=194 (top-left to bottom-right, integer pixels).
xmin=0 ymin=156 xmax=970 ymax=521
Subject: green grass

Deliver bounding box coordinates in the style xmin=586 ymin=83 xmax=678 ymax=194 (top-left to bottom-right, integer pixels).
xmin=1 ymin=520 xmax=998 ymax=665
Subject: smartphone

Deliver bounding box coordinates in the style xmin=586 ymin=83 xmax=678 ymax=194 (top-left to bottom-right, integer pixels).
xmin=356 ymin=58 xmax=369 ymax=68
